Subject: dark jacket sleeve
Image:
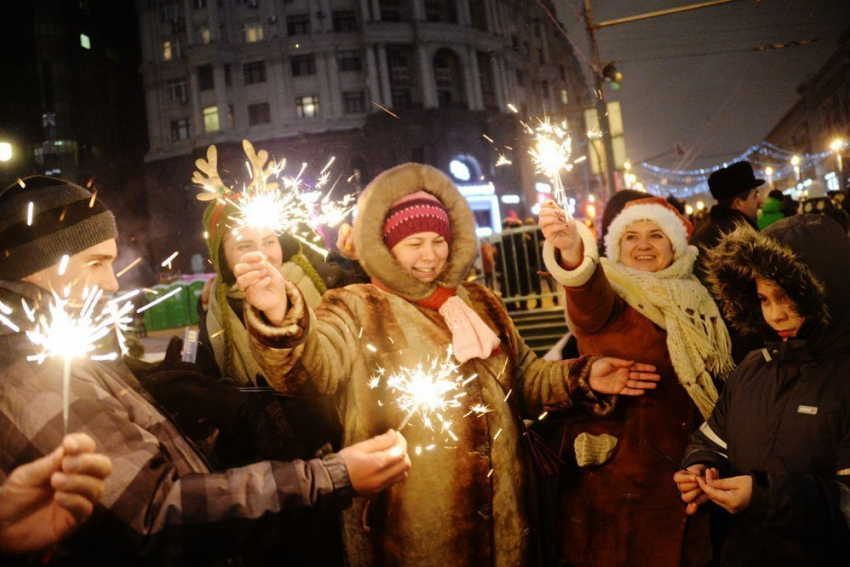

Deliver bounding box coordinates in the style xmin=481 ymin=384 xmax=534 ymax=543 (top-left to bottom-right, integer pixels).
xmin=682 ymin=372 xmax=732 ymax=476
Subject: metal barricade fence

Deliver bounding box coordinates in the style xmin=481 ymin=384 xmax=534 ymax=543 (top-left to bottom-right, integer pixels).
xmin=479 ymin=225 xmax=561 ymax=311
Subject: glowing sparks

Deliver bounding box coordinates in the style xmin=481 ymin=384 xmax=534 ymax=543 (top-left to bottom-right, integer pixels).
xmin=88 ymin=189 xmax=98 ymax=208
xmin=482 ymin=134 xmax=494 ymax=143
xmin=25 ymin=291 xmax=134 ymax=432
xmin=58 ymin=255 xmax=70 ymax=276
xmin=370 ymin=101 xmax=400 ymax=119
xmin=528 ymin=117 xmax=573 ymax=215
xmin=507 ymin=103 xmax=519 ymax=113
xmin=161 ymin=251 xmax=179 ymax=268
xmin=383 ymin=347 xmax=466 ymax=434
xmin=366 ymin=343 xmax=378 ymax=353
xmin=538 ymin=411 xmax=549 ymax=421
xmin=26 ymin=202 xmax=34 ymax=226
xmin=495 ymin=154 xmax=513 ymax=167
xmin=193 ymin=141 xmax=358 ymax=255
xmin=137 ymin=287 xmax=181 ymax=313
xmin=116 ymin=257 xmax=142 ymax=279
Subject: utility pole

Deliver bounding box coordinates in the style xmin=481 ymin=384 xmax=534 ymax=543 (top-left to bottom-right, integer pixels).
xmin=579 ymin=0 xmax=739 ymax=200
xmin=584 ymin=0 xmax=618 ymax=202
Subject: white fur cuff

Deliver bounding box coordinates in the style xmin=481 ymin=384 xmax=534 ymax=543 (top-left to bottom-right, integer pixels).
xmin=542 ymin=222 xmax=600 ymax=288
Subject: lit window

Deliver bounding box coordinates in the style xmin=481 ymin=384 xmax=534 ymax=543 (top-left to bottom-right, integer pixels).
xmin=561 ymin=89 xmax=568 ymax=105
xmin=203 ymin=106 xmax=220 ymax=132
xmin=163 ymin=40 xmax=173 ymax=61
xmin=197 ymin=25 xmax=211 ymax=44
xmin=296 ymin=96 xmax=319 ymax=118
xmin=80 ymin=34 xmax=91 ymax=49
xmin=242 ymin=22 xmax=264 ymax=43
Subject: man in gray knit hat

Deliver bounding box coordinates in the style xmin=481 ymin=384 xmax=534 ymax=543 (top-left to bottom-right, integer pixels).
xmin=0 ymin=176 xmax=410 ymax=564
xmin=0 ymin=176 xmax=119 ymax=302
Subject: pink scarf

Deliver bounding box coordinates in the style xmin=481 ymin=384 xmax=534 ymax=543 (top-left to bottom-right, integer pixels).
xmin=372 ymin=282 xmax=502 ymax=363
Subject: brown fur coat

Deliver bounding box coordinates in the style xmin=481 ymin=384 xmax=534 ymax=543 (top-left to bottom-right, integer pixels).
xmin=246 ymin=164 xmax=614 ymax=567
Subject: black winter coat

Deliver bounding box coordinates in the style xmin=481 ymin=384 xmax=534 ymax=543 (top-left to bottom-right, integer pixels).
xmin=684 ymin=215 xmax=850 ymax=566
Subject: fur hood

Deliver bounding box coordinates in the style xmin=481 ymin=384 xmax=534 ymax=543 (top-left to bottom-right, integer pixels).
xmin=354 ymin=163 xmax=478 ymax=301
xmin=705 ymin=215 xmax=850 ymax=348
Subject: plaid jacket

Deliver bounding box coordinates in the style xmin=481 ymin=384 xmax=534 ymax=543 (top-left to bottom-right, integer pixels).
xmin=0 ymin=281 xmax=351 ymax=566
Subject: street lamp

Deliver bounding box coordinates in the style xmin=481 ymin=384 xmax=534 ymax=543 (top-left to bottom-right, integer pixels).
xmin=831 ymin=139 xmax=844 ymax=173
xmin=791 ymin=155 xmax=801 ymax=181
xmin=764 ymin=166 xmax=774 ymax=188
xmin=0 ymin=142 xmax=12 ymax=163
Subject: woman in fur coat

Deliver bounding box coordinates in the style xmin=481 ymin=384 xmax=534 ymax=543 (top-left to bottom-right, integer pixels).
xmin=676 ymin=214 xmax=850 ymax=566
xmin=539 ymin=197 xmax=734 ymax=567
xmin=235 ymin=163 xmax=661 ymax=567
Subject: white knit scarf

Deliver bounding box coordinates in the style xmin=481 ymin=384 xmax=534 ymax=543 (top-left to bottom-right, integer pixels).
xmin=599 ymin=249 xmax=733 ymax=418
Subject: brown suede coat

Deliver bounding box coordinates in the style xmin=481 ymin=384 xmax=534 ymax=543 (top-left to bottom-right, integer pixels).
xmin=246 ymin=164 xmax=614 ymax=567
xmin=556 ymin=265 xmax=712 ymax=567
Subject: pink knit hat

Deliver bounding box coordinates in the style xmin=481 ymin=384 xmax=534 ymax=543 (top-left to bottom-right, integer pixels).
xmin=383 ymin=190 xmax=452 ymax=249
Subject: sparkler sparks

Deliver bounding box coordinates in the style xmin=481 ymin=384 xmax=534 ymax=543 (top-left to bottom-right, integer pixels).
xmin=193 ymin=140 xmax=357 ymax=252
xmin=527 ymin=118 xmax=573 ymax=217
xmin=25 ymin=291 xmax=134 ymax=433
xmin=382 ymin=348 xmax=466 ymax=435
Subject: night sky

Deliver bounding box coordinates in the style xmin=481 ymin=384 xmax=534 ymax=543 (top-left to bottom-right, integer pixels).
xmin=556 ymin=0 xmax=850 ymax=170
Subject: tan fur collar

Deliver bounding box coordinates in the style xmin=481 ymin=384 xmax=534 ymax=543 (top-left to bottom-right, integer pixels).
xmin=354 ymin=163 xmax=478 ymax=301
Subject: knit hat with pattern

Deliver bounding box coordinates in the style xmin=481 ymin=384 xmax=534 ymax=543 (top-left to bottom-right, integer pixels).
xmin=0 ymin=176 xmax=117 ymax=280
xmin=382 ymin=191 xmax=452 ymax=249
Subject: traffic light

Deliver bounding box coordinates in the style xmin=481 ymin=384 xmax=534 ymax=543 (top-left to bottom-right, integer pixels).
xmin=602 ymin=63 xmax=623 ymax=90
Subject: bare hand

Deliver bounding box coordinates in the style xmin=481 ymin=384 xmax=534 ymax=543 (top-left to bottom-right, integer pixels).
xmin=0 ymin=434 xmax=113 ymax=555
xmin=233 ymin=250 xmax=287 ymax=325
xmin=588 ymin=357 xmax=660 ymax=396
xmin=674 ymin=464 xmax=720 ymax=515
xmin=336 ymin=223 xmax=358 ymax=261
xmin=339 ymin=430 xmax=411 ymax=497
xmin=697 ymin=474 xmax=753 ymax=514
xmin=539 ymin=200 xmax=582 ymax=266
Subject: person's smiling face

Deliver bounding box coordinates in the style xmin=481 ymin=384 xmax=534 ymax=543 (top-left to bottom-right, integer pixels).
xmin=618 ymin=220 xmax=675 ymax=273
xmin=390 ymin=232 xmax=449 ymax=282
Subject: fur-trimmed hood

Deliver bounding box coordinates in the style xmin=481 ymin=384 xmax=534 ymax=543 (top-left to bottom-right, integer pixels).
xmin=705 ymin=214 xmax=850 ymax=352
xmin=354 ymin=163 xmax=478 ymax=301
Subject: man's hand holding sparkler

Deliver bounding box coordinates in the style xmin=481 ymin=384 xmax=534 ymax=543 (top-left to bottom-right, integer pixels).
xmin=0 ymin=433 xmax=113 ymax=555
xmin=588 ymin=358 xmax=660 ymax=396
xmin=338 ymin=430 xmax=411 ymax=496
xmin=234 ymin=251 xmax=288 ymax=326
xmin=539 ymin=200 xmax=583 ymax=268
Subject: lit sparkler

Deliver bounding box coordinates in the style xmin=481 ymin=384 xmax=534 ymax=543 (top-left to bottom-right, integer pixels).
xmin=192 ymin=140 xmax=356 ymax=251
xmin=528 ymin=118 xmax=573 ymax=216
xmin=383 ymin=347 xmax=466 ymax=434
xmin=25 ymin=290 xmax=133 ymax=433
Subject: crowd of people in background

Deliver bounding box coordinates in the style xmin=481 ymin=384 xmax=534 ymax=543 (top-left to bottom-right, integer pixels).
xmin=1 ymin=156 xmax=849 ymax=567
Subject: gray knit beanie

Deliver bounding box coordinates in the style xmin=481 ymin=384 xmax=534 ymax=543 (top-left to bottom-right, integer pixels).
xmin=0 ymin=176 xmax=118 ymax=280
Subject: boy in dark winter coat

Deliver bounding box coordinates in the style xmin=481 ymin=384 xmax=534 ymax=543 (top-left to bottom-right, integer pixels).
xmin=675 ymin=214 xmax=850 ymax=566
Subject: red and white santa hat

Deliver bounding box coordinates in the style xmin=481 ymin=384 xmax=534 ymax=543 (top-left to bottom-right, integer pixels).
xmin=603 ymin=197 xmax=694 ymax=264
